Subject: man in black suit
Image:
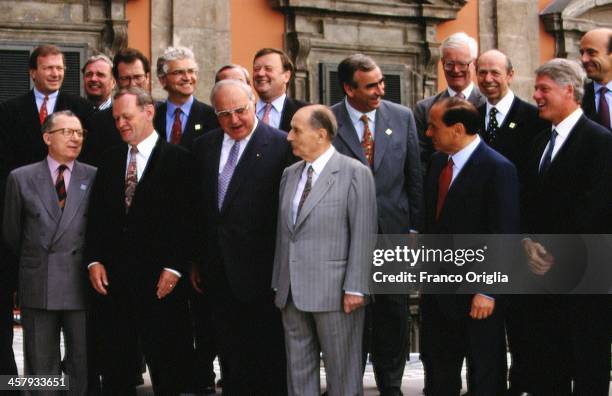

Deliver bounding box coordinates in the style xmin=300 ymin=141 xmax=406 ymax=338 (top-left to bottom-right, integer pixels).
xmin=522 ymin=58 xmax=612 ymax=395
xmin=154 ymin=46 xmax=218 ymax=149
xmin=422 ymin=97 xmax=519 ymax=396
xmin=0 ymin=43 xmax=93 ymax=378
xmin=86 ymin=87 xmax=196 ymax=395
xmin=252 ymin=48 xmax=308 ymax=132
xmin=579 ymin=28 xmax=611 ymax=130
xmin=82 ymin=54 xmax=115 ymax=111
xmin=414 ymin=32 xmax=485 ymax=170
xmin=475 ymin=49 xmax=546 ymax=396
xmin=80 ymin=48 xmax=152 ymax=167
xmin=331 ymin=54 xmax=423 ymax=396
xmin=193 ymin=79 xmax=293 ymax=395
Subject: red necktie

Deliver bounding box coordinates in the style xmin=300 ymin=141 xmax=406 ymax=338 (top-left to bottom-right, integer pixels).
xmin=170 ymin=108 xmax=182 ymax=144
xmin=262 ymin=103 xmax=272 ymax=125
xmin=360 ymin=114 xmax=375 ymax=167
xmin=39 ymin=95 xmax=49 ymax=125
xmin=436 ymin=157 xmax=454 ymax=221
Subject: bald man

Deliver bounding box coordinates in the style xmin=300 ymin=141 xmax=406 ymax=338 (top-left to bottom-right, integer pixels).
xmin=579 ymin=28 xmax=612 ymax=130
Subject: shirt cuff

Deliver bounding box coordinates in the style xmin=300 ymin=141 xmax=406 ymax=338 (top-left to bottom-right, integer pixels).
xmin=477 ymin=293 xmax=494 ymax=301
xmin=163 ymin=267 xmax=182 ymax=278
xmin=345 ymin=291 xmax=364 ymax=296
xmin=87 ymin=262 xmax=101 ymax=269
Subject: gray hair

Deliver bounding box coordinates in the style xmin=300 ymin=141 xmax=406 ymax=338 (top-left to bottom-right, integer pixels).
xmin=81 ymin=53 xmax=113 ymax=74
xmin=210 ymin=79 xmax=254 ymax=108
xmin=535 ymin=58 xmax=586 ymax=103
xmin=114 ymin=87 xmax=154 ymax=107
xmin=156 ymin=46 xmax=197 ymax=77
xmin=215 ymin=64 xmax=251 ymax=85
xmin=441 ymin=32 xmax=478 ymax=60
xmin=41 ymin=110 xmax=80 ymax=134
xmin=307 ymin=105 xmax=337 ymax=141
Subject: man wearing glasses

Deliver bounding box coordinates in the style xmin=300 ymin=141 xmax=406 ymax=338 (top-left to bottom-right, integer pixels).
xmin=414 ymin=32 xmax=485 ymax=170
xmin=153 ymin=46 xmax=218 ymax=149
xmin=192 ymin=79 xmax=294 ymax=395
xmin=2 ymin=110 xmax=96 ymax=395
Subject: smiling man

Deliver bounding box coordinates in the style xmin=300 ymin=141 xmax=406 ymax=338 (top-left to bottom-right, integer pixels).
xmin=252 ymin=47 xmax=308 ymax=132
xmin=82 ymin=54 xmax=116 ymax=111
xmin=153 ymin=46 xmax=218 ymax=149
xmin=579 ymin=28 xmax=612 ymax=130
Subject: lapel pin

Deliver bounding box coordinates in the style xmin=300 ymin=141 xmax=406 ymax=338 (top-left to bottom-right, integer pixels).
xmin=195 ymin=124 xmax=202 ymax=130
xmin=385 ymin=129 xmax=392 ymax=136
xmin=80 ymin=184 xmax=87 ymax=190
xmin=256 ymin=153 xmax=261 ymax=158
xmin=509 ymin=122 xmax=516 ymax=129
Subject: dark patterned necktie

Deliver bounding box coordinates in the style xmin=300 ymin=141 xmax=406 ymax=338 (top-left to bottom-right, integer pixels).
xmin=296 ymin=165 xmax=314 ymax=220
xmin=486 ymin=107 xmax=499 ymax=143
xmin=539 ymin=129 xmax=558 ymax=175
xmin=360 ymin=114 xmax=375 ymax=167
xmin=125 ymin=145 xmax=139 ymax=212
xmin=170 ymin=108 xmax=182 ymax=144
xmin=56 ymin=164 xmax=67 ymax=210
xmin=598 ymin=87 xmax=610 ymax=130
xmin=39 ymin=95 xmax=49 ymax=125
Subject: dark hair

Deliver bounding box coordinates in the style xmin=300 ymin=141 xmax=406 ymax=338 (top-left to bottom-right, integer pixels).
xmin=337 ymin=54 xmax=378 ymax=91
xmin=307 ymin=105 xmax=337 ymax=141
xmin=114 ymin=87 xmax=154 ymax=107
xmin=438 ymin=97 xmax=480 ymax=135
xmin=253 ymin=48 xmax=294 ymax=76
xmin=41 ymin=110 xmax=79 ymax=134
xmin=112 ymin=48 xmax=151 ymax=80
xmin=29 ymin=45 xmax=64 ymax=70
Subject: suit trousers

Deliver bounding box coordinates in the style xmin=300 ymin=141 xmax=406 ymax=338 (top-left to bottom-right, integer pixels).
xmin=190 ymin=289 xmax=219 ymax=390
xmin=282 ymin=296 xmax=365 ymax=396
xmin=21 ymin=308 xmax=87 ymax=396
xmin=420 ymin=295 xmax=507 ymax=396
xmin=363 ymin=294 xmax=410 ymax=392
xmin=0 ymin=291 xmax=16 ymax=377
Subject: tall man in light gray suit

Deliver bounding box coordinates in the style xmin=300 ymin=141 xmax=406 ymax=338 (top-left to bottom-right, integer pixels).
xmin=414 ymin=32 xmax=485 ymax=170
xmin=331 ymin=54 xmax=422 ymax=396
xmin=2 ymin=110 xmax=96 ymax=395
xmin=273 ymin=104 xmax=377 ymax=396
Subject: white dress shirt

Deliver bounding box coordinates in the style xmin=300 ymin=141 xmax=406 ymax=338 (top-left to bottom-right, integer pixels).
xmin=539 ymin=107 xmax=583 ymax=168
xmin=448 ymin=135 xmax=481 ymax=186
xmin=256 ymin=94 xmax=285 ymax=129
xmin=34 ymin=88 xmax=58 ymax=115
xmin=485 ymin=90 xmax=515 ymax=129
xmin=218 ymin=119 xmax=257 ymax=173
xmin=344 ymin=98 xmax=377 ymax=142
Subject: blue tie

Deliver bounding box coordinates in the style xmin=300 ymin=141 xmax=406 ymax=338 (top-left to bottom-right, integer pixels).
xmin=539 ymin=129 xmax=558 ymax=174
xmin=218 ymin=141 xmax=240 ymax=209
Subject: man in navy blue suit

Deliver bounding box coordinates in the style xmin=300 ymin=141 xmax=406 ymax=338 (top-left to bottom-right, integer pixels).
xmin=422 ymin=97 xmax=519 ymax=396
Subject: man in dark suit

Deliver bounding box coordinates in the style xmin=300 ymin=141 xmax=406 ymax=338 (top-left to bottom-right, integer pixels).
xmin=252 ymin=48 xmax=308 ymax=132
xmin=522 ymin=58 xmax=612 ymax=395
xmin=414 ymin=32 xmax=485 ymax=170
xmin=475 ymin=49 xmax=547 ymax=396
xmin=86 ymin=88 xmax=196 ymax=395
xmin=579 ymin=28 xmax=611 ymax=130
xmin=423 ymin=97 xmax=519 ymax=396
xmin=3 ymin=111 xmax=95 ymax=394
xmin=82 ymin=54 xmax=115 ymax=111
xmin=193 ymin=79 xmax=292 ymax=395
xmin=0 ymin=43 xmax=93 ymax=378
xmin=153 ymin=46 xmax=218 ymax=149
xmin=331 ymin=54 xmax=422 ymax=396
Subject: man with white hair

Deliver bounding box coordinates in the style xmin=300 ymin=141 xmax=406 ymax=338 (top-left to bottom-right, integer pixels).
xmin=154 ymin=46 xmax=218 ymax=149
xmin=414 ymin=32 xmax=485 ymax=169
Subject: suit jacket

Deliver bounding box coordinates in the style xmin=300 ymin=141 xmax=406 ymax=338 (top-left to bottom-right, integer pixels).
xmin=0 ymin=90 xmax=93 ymax=171
xmin=278 ymin=96 xmax=308 ymax=132
xmin=2 ymin=159 xmax=96 ymax=310
xmin=272 ymin=151 xmax=377 ymax=312
xmin=332 ymin=99 xmax=423 ymax=233
xmin=193 ymin=122 xmax=294 ymax=303
xmin=414 ymin=87 xmax=486 ymax=168
xmin=79 ymin=107 xmax=123 ymax=167
xmin=85 ymin=136 xmax=197 ymax=289
xmin=582 ymin=81 xmax=611 ymax=130
xmin=154 ymin=98 xmax=219 ymax=149
xmin=477 ymin=96 xmax=548 ymax=177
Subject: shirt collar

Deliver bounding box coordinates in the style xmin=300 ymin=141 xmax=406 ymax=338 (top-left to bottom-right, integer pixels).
xmin=344 ymin=97 xmax=376 ymax=125
xmin=222 ymin=118 xmax=258 ymax=146
xmin=167 ymin=95 xmax=194 ymax=116
xmin=305 ymin=144 xmax=336 ymax=176
xmin=257 ymin=94 xmax=286 ymax=113
xmin=97 ymin=97 xmax=112 ymax=111
xmin=132 ymin=131 xmax=159 ymax=157
xmin=593 ymin=80 xmax=612 ymax=93
xmin=486 ymin=90 xmax=514 ymax=116
xmin=34 ymin=88 xmax=59 ymax=100
xmin=553 ymin=107 xmax=583 ymax=139
xmin=450 ymin=134 xmax=481 ymax=172
xmin=447 ymin=82 xmax=474 ymax=100
xmin=46 ymin=155 xmax=74 ymax=173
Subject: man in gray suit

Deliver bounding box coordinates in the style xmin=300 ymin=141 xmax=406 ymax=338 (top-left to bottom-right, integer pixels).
xmin=414 ymin=32 xmax=485 ymax=170
xmin=272 ymin=104 xmax=377 ymax=396
xmin=331 ymin=54 xmax=422 ymax=396
xmin=2 ymin=110 xmax=96 ymax=395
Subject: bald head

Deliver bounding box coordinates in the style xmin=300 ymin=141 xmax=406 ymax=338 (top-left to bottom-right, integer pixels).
xmin=476 ymin=49 xmax=514 ymax=105
xmin=579 ymin=28 xmax=612 ymax=84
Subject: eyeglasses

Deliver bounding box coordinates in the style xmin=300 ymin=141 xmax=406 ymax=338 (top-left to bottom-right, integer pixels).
xmin=215 ymin=103 xmax=251 ymax=119
xmin=118 ymin=74 xmax=147 ymax=84
xmin=167 ymin=68 xmax=198 ymax=77
xmin=442 ymin=60 xmax=471 ymax=72
xmin=46 ymin=128 xmax=87 ymax=139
